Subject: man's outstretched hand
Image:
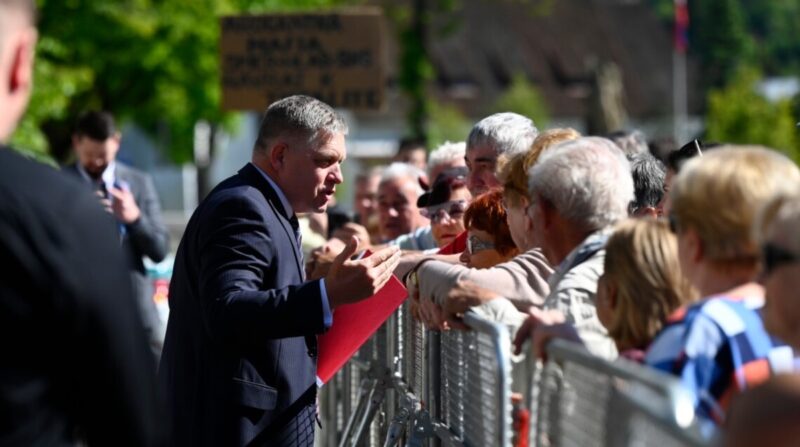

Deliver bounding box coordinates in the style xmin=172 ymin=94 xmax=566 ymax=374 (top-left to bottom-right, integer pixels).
xmin=325 ymin=236 xmax=401 ymax=309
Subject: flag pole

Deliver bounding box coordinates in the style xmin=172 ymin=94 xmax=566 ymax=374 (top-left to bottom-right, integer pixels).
xmin=673 ymin=0 xmax=689 ymax=146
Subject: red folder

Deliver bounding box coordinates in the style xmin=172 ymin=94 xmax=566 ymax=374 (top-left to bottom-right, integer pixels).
xmin=316 ymin=252 xmax=408 ymax=386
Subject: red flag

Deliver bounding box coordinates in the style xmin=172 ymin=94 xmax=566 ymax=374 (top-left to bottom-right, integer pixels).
xmin=674 ymin=0 xmax=690 ymax=53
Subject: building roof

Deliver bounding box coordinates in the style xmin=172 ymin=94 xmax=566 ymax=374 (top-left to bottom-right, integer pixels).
xmin=423 ymin=0 xmax=702 ymax=118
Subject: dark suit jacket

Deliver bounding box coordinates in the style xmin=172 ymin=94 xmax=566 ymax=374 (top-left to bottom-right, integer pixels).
xmin=0 ymin=148 xmax=166 ymax=446
xmin=63 ymin=162 xmax=169 ymax=338
xmin=159 ymin=163 xmax=326 ymax=447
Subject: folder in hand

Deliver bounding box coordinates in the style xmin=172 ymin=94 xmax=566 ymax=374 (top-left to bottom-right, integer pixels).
xmin=316 ymin=251 xmax=408 ymax=386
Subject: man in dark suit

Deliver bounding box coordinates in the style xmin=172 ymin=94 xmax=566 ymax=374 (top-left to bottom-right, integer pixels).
xmin=63 ymin=111 xmax=170 ymax=355
xmin=159 ymin=95 xmax=401 ymax=446
xmin=0 ymin=0 xmax=166 ymax=445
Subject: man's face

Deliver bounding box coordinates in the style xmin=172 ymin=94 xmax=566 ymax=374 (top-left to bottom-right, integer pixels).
xmin=761 ymin=235 xmax=800 ymax=350
xmin=377 ymin=176 xmax=427 ymax=241
xmin=396 ymin=148 xmax=427 ymax=171
xmin=280 ymin=132 xmax=345 ymax=214
xmin=354 ymin=174 xmax=380 ymax=222
xmin=73 ymin=135 xmax=120 ymax=179
xmin=465 ymin=145 xmax=500 ymax=196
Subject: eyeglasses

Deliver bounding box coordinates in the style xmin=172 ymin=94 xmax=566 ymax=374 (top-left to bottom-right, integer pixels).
xmin=420 ymin=200 xmax=468 ymax=223
xmin=467 ymin=234 xmax=495 ymax=254
xmin=761 ymin=242 xmax=800 ymax=276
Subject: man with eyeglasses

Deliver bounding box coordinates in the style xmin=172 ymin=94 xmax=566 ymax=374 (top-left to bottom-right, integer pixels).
xmin=758 ymin=191 xmax=800 ymax=351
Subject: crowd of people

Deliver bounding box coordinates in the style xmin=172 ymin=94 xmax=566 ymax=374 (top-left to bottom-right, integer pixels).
xmin=3 ymin=0 xmax=800 ymax=445
xmin=303 ymin=115 xmax=800 ymax=443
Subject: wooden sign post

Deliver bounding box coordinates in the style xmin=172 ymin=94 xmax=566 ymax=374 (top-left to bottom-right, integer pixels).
xmin=220 ymin=9 xmax=386 ymax=111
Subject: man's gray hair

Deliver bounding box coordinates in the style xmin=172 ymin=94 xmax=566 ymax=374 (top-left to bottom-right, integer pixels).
xmin=380 ymin=162 xmax=426 ymax=196
xmin=467 ymin=112 xmax=538 ymax=156
xmin=427 ymin=141 xmax=466 ymax=178
xmin=628 ymin=152 xmax=666 ymax=214
xmin=528 ymin=137 xmax=634 ymax=232
xmin=254 ymin=95 xmax=348 ymax=153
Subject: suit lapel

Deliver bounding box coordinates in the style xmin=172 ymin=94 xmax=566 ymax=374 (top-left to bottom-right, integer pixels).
xmin=238 ymin=164 xmax=305 ymax=280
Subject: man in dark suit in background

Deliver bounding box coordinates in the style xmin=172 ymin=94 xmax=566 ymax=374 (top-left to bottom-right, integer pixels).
xmin=0 ymin=0 xmax=166 ymax=445
xmin=159 ymin=95 xmax=402 ymax=446
xmin=63 ymin=111 xmax=170 ymax=355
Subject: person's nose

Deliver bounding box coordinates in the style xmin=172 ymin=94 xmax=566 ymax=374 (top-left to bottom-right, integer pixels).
xmin=459 ymin=250 xmax=470 ymax=264
xmin=331 ymin=163 xmax=343 ymax=184
xmin=387 ymin=207 xmax=399 ymax=218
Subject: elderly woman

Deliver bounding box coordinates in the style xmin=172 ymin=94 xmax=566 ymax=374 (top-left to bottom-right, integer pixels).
xmin=459 ymin=189 xmax=518 ymax=268
xmin=643 ymin=146 xmax=800 ymax=423
xmin=417 ymin=167 xmax=471 ymax=249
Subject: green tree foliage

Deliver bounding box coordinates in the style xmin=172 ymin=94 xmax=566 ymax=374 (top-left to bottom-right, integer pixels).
xmin=706 ymin=68 xmax=799 ymax=163
xmin=11 ymin=0 xmax=354 ymax=164
xmin=648 ymin=0 xmax=800 ymax=86
xmin=490 ymin=73 xmax=550 ymax=128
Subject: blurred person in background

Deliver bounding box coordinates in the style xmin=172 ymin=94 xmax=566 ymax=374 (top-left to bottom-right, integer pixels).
xmin=754 ymin=190 xmax=800 ymax=351
xmin=393 ymin=137 xmax=427 ymax=172
xmin=0 ymin=0 xmax=166 ymax=444
xmin=644 ymin=146 xmax=800 ymax=424
xmin=606 ymin=129 xmax=648 ymax=157
xmin=417 ymin=167 xmax=470 ymax=249
xmin=510 ymin=137 xmax=634 ymax=360
xmin=377 ymin=162 xmax=434 ymax=250
xmin=529 ymin=219 xmax=696 ymax=363
xmin=426 ymin=141 xmax=466 ymax=185
xmin=628 ymin=152 xmax=666 ymax=218
xmin=64 ymin=110 xmax=170 ymax=356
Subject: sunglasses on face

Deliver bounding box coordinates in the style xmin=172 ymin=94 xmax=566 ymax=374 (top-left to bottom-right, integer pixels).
xmin=761 ymin=242 xmax=800 ymax=276
xmin=420 ymin=200 xmax=468 ymax=223
xmin=467 ymin=234 xmax=495 ymax=254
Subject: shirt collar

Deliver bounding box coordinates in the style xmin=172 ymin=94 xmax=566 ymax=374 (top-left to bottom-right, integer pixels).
xmin=77 ymin=161 xmax=116 ymax=190
xmin=249 ymin=162 xmax=294 ymax=218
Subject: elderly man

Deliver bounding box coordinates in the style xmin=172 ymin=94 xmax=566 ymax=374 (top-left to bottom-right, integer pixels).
xmin=0 ymin=0 xmax=166 ymax=445
xmin=465 ymin=112 xmax=538 ymax=196
xmin=514 ymin=137 xmax=634 ymax=358
xmin=377 ymin=162 xmax=433 ymax=249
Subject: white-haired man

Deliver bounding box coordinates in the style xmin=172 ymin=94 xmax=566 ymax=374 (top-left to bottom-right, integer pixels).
xmin=434 ymin=138 xmax=632 ymax=359
xmin=427 ymin=141 xmax=467 ymax=183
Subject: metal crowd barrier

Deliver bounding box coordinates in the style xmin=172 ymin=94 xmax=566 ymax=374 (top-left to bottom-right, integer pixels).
xmin=320 ymin=307 xmax=712 ymax=447
xmin=531 ymin=339 xmax=709 ymax=447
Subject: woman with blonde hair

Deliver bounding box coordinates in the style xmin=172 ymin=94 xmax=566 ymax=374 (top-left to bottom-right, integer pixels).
xmin=645 ymin=146 xmax=800 ymax=423
xmin=595 ymin=219 xmax=696 ymax=361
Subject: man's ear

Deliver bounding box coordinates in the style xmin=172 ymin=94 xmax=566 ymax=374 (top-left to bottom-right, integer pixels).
xmin=8 ymin=28 xmax=37 ymax=96
xmin=269 ymin=142 xmax=288 ymax=171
